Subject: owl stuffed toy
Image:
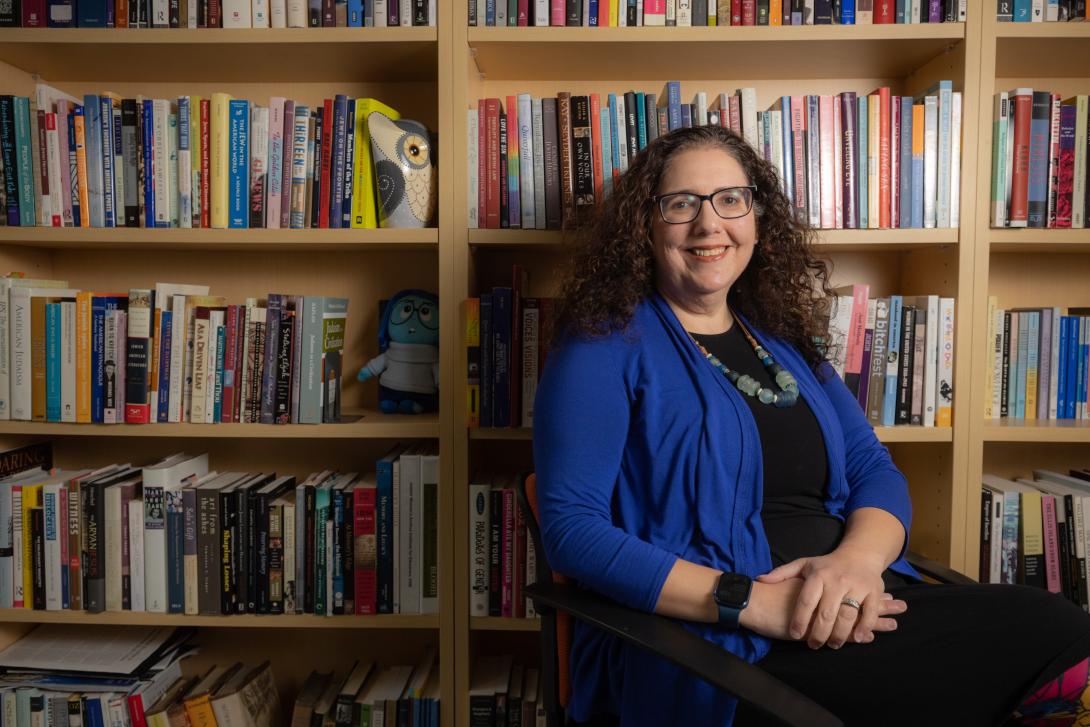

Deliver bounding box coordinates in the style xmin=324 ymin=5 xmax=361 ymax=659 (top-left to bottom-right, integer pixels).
xmin=368 ymin=112 xmax=437 ymax=228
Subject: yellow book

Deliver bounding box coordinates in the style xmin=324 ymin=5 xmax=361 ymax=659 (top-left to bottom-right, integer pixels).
xmin=21 ymin=482 xmax=42 ymax=607
xmin=609 ymin=0 xmax=618 ymax=25
xmin=1020 ymin=489 xmax=1044 ymax=584
xmin=350 ymin=98 xmax=400 ymax=229
xmin=183 ymin=663 xmax=240 ymax=727
xmin=984 ymin=296 xmax=997 ymax=419
xmin=75 ymin=292 xmax=92 ymax=422
xmin=708 ymin=1 xmax=716 ymax=24
xmin=210 ymin=92 xmax=231 ymax=229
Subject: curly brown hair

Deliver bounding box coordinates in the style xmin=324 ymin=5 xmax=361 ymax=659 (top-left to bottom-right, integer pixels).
xmin=554 ymin=124 xmax=834 ymax=370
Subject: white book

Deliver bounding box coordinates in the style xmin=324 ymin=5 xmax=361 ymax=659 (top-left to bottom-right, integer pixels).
xmin=1046 ymin=0 xmax=1058 ymax=19
xmin=833 ymin=100 xmax=843 ymax=229
xmin=533 ymin=0 xmax=547 ymax=23
xmin=9 ymin=287 xmax=79 ymax=422
xmin=1005 ymin=91 xmax=1019 ymax=227
xmin=910 ymin=0 xmax=921 ymax=20
xmin=112 ymin=106 xmax=124 ymax=228
xmin=282 ymin=501 xmax=295 ymax=612
xmin=949 ymin=91 xmax=962 ymax=230
xmin=105 ymin=483 xmax=125 ymax=612
xmin=152 ymin=100 xmax=171 ymax=229
xmin=828 ymin=295 xmax=853 ymax=379
xmin=398 ymin=451 xmax=422 ymax=614
xmin=254 ymin=0 xmax=272 ymax=26
xmin=178 ymin=97 xmax=193 ymax=229
xmin=468 ymin=482 xmax=489 ymax=617
xmin=143 ymin=453 xmax=209 ymax=613
xmin=249 ymin=106 xmax=269 ymax=230
xmin=991 ymin=93 xmax=1008 ymax=227
xmin=923 ymin=95 xmax=938 ymax=229
xmin=934 ymin=84 xmax=952 ymax=228
xmin=740 ymin=88 xmax=758 ymax=149
xmin=45 ymin=116 xmax=63 ymax=227
xmin=266 ymin=98 xmax=286 ymax=230
xmin=128 ymin=497 xmax=145 ymax=612
xmin=922 ymin=295 xmax=939 ymax=427
xmin=153 ymin=0 xmax=168 ymax=25
xmin=1031 ymin=0 xmax=1043 ymax=19
xmin=287 ymin=0 xmax=306 ymax=24
xmin=467 ymin=109 xmax=478 ymax=228
xmin=531 ymin=99 xmax=546 ymax=229
xmin=769 ymin=109 xmax=785 ymax=195
xmin=986 ymin=298 xmax=998 ymax=419
xmin=1049 ymin=306 xmax=1060 ymax=420
xmin=666 ymin=0 xmax=676 ymax=23
xmin=1071 ymin=97 xmax=1088 ymax=229
xmin=981 ymin=484 xmax=1004 ymax=583
xmin=419 ymin=452 xmax=439 ymax=614
xmin=676 ymin=0 xmax=690 ymax=25
xmin=188 ymin=0 xmax=198 ymax=26
xmin=60 ymin=300 xmax=75 ymax=423
xmin=614 ymin=97 xmax=628 ymax=174
xmin=819 ymin=97 xmax=835 ymax=229
xmin=290 ymin=106 xmax=309 ymax=229
xmin=205 ymin=309 xmax=223 ymax=423
xmin=42 ymin=483 xmax=63 ymax=611
xmin=222 ymin=0 xmax=252 ymax=25
xmin=428 ymin=0 xmax=435 ymax=23
xmin=400 ymin=0 xmax=410 ymax=23
xmin=496 ymin=0 xmax=506 ymax=24
xmin=693 ymin=92 xmax=707 ymax=127
xmin=375 ymin=0 xmax=386 ymax=25
xmin=517 ymin=94 xmax=535 ymax=230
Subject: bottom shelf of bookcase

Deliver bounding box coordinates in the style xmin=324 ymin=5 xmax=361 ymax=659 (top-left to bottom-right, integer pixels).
xmin=0 ymin=609 xmax=440 ymax=629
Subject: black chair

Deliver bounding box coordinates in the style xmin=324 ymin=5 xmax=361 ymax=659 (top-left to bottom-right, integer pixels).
xmin=515 ymin=472 xmax=977 ymax=727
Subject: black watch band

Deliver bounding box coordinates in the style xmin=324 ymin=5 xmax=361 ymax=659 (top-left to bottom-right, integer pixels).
xmin=713 ymin=572 xmax=753 ymax=629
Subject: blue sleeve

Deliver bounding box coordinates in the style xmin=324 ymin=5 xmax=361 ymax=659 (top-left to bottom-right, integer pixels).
xmin=818 ymin=362 xmax=912 ymax=558
xmin=532 ymin=335 xmax=678 ymax=613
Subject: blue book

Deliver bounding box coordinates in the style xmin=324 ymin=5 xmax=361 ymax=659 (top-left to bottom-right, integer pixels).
xmin=1080 ymin=318 xmax=1089 ymax=418
xmin=485 ymin=0 xmax=495 ymax=25
xmin=1066 ymin=317 xmax=1078 ymax=418
xmin=882 ymin=295 xmax=902 ymax=426
xmin=607 ymin=94 xmax=621 ymax=176
xmin=90 ymin=295 xmax=125 ymax=424
xmin=314 ymin=483 xmax=330 ymax=614
xmin=329 ymin=95 xmax=348 ymax=229
xmin=899 ymin=99 xmax=913 ymax=229
xmin=840 ymin=0 xmax=855 ymax=22
xmin=491 ymin=286 xmax=512 ymax=428
xmin=76 ymin=0 xmax=107 ymax=26
xmin=46 ymin=303 xmax=61 ymax=422
xmin=1027 ymin=91 xmax=1051 ymax=228
xmin=228 ymin=99 xmax=249 ymax=229
xmin=213 ymin=320 xmax=225 ymax=423
xmin=157 ymin=310 xmax=173 ymax=423
xmin=332 ymin=487 xmax=345 ymax=612
xmin=1058 ymin=316 xmax=1069 ymax=420
xmin=681 ymin=104 xmax=692 ymax=129
xmin=1015 ymin=312 xmax=1029 ymax=420
xmin=600 ymin=106 xmax=614 ymax=200
xmin=376 ymin=448 xmax=398 ymax=613
xmin=589 ymin=0 xmax=598 ymax=23
xmin=142 ymin=99 xmax=155 ymax=228
xmin=857 ymin=94 xmax=868 ymax=229
xmin=0 ymin=96 xmax=19 ymax=226
xmin=83 ymin=698 xmax=105 ymax=727
xmin=348 ymin=0 xmax=362 ymax=25
xmin=66 ymin=111 xmax=81 ymax=227
xmin=635 ymin=92 xmax=647 ymax=151
xmin=12 ymin=97 xmax=36 ymax=227
xmin=165 ymin=490 xmax=185 ymax=613
xmin=664 ymin=81 xmax=681 ymax=107
xmin=84 ymin=96 xmax=106 ymax=227
xmin=479 ymin=292 xmax=493 ymax=428
xmin=99 ymin=96 xmax=116 ymax=228
xmin=1013 ymin=0 xmax=1030 ymax=20
xmin=341 ymin=100 xmax=354 ymax=228
xmin=668 ymin=103 xmax=682 ymax=132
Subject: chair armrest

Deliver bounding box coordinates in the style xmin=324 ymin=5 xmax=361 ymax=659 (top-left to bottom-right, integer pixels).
xmin=525 ymin=581 xmax=843 ymax=727
xmin=906 ymin=550 xmax=977 ymax=586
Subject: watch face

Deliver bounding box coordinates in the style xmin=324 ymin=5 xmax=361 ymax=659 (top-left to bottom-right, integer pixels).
xmin=716 ymin=573 xmax=752 ymax=607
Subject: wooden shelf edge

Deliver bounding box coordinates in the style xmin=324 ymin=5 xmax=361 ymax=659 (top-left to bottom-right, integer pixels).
xmin=983 ymin=420 xmax=1090 ymax=443
xmin=467 ymin=24 xmax=965 ymax=42
xmin=0 ymin=26 xmax=439 ymax=44
xmin=993 ymin=23 xmax=1090 ymax=39
xmin=0 ymin=228 xmax=439 ymax=252
xmin=0 ymin=609 xmax=440 ymax=629
xmin=470 ymin=617 xmax=541 ymax=631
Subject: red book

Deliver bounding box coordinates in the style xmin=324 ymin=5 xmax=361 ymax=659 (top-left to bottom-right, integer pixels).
xmin=208 ymin=0 xmax=221 ymax=28
xmin=126 ymin=695 xmax=149 ymax=727
xmin=728 ymin=95 xmax=742 ymax=136
xmin=517 ymin=0 xmax=528 ymax=24
xmin=1009 ymin=89 xmax=1032 ymax=227
xmin=319 ymin=98 xmax=334 ymax=229
xmin=485 ymin=98 xmax=501 ymax=229
xmin=36 ymin=110 xmax=48 ymax=227
xmin=353 ymin=482 xmax=377 ymax=615
xmin=500 ymin=488 xmax=514 ymax=618
xmin=598 ymin=0 xmax=608 ymax=25
xmin=741 ymin=0 xmax=755 ymax=24
xmin=116 ymin=0 xmax=129 ymax=26
xmin=200 ymin=99 xmax=211 ymax=229
xmin=891 ymin=96 xmax=900 ymax=229
xmin=589 ymin=94 xmax=604 ymax=204
xmin=732 ymin=0 xmax=742 ymax=23
xmin=1047 ymin=93 xmax=1061 ymax=229
xmin=477 ymin=100 xmax=487 ymax=229
xmin=1057 ymin=103 xmax=1076 ymax=229
xmin=872 ymin=86 xmax=891 ymax=228
xmin=513 ymin=491 xmax=526 ymax=618
xmin=22 ymin=0 xmax=44 ymax=25
xmin=222 ymin=304 xmax=239 ymax=423
xmin=874 ymin=0 xmax=894 ymax=21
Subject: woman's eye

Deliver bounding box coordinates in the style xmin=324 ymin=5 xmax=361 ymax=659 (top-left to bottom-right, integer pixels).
xmin=669 ymin=198 xmax=693 ymax=210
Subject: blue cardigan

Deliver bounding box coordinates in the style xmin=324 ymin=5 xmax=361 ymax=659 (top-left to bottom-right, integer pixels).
xmin=532 ymin=292 xmax=919 ymax=726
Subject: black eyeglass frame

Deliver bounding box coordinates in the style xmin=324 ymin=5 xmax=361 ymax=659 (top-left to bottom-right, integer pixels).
xmin=650 ymin=185 xmax=758 ymax=224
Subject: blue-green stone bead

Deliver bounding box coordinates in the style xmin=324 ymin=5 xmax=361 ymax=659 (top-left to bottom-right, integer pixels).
xmin=758 ymin=388 xmax=775 ymax=404
xmin=775 ymin=370 xmax=795 ymax=388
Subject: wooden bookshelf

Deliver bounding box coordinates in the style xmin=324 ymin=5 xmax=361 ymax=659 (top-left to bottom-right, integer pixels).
xmin=470 ymin=617 xmax=541 ymax=632
xmin=0 ymin=609 xmax=441 ymax=629
xmin=983 ymin=420 xmax=1090 ymax=444
xmin=468 ymin=425 xmax=953 ymax=443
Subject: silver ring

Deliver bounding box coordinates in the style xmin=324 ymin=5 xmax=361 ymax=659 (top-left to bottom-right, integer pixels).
xmin=840 ymin=597 xmax=862 ymax=610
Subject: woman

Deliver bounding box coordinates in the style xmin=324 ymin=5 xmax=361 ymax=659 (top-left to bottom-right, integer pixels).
xmin=532 ymin=125 xmax=1090 ymax=726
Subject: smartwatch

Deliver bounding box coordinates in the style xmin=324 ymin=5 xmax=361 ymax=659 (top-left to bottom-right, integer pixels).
xmin=713 ymin=571 xmax=753 ymax=629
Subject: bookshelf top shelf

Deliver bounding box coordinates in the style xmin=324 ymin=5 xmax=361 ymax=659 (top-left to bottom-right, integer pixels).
xmin=993 ymin=22 xmax=1090 ymax=39
xmin=0 ymin=410 xmax=439 ymax=439
xmin=467 ymin=24 xmax=966 ymax=81
xmin=0 ymin=27 xmax=439 ymax=83
xmin=0 ymin=227 xmax=439 ymax=252
xmin=990 ymin=228 xmax=1090 ymax=253
xmin=994 ymin=28 xmax=1090 ymax=79
xmin=0 ymin=609 xmax=441 ymax=629
xmin=983 ymin=419 xmax=1090 ymax=443
xmin=469 ymin=425 xmax=953 ymax=443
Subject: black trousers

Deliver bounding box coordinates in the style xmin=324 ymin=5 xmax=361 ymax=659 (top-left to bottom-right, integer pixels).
xmin=572 ymin=583 xmax=1090 ymax=727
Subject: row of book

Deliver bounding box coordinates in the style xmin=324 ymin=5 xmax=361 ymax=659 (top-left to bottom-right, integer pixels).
xmin=990 ymin=92 xmax=1090 ymax=229
xmin=996 ymin=0 xmax=1088 ymax=20
xmin=984 ymin=301 xmax=1090 ymax=421
xmin=292 ymin=653 xmax=440 ymax=727
xmin=981 ymin=470 xmax=1090 ymax=613
xmin=469 ymin=0 xmax=966 ymax=25
xmin=468 ymin=472 xmax=539 ymax=619
xmin=467 ymin=80 xmax=963 ymax=232
xmin=468 ymin=657 xmax=545 ymax=727
xmin=464 ymin=265 xmax=554 ymax=429
xmin=1 ymin=0 xmax=437 ymax=27
xmin=823 ymin=285 xmax=955 ymax=427
xmin=0 ymin=275 xmax=349 ymax=426
xmin=0 ymin=83 xmax=426 ymax=231
xmin=0 ymin=445 xmax=441 ymax=616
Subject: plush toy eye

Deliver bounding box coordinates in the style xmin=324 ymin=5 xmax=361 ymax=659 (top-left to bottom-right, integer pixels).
xmin=418 ymin=305 xmax=433 ymax=323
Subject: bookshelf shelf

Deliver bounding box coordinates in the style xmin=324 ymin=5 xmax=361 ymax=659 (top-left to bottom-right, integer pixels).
xmin=467 ymin=24 xmax=965 ymax=81
xmin=467 ymin=228 xmax=959 ymax=250
xmin=470 ymin=617 xmax=541 ymax=632
xmin=0 ymin=27 xmax=439 ymax=83
xmin=989 ymin=228 xmax=1090 ymax=253
xmin=0 ymin=410 xmax=438 ymax=439
xmin=993 ymin=23 xmax=1090 ymax=39
xmin=0 ymin=227 xmax=439 ymax=251
xmin=983 ymin=420 xmax=1090 ymax=443
xmin=0 ymin=609 xmax=440 ymax=629
xmin=468 ymin=425 xmax=952 ymax=443
xmin=993 ymin=25 xmax=1090 ymax=78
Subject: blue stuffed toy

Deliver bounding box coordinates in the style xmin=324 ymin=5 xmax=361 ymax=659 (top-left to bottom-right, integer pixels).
xmin=357 ymin=289 xmax=439 ymax=414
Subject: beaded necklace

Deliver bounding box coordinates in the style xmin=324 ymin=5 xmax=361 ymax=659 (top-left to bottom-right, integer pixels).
xmin=689 ymin=312 xmax=800 ymax=408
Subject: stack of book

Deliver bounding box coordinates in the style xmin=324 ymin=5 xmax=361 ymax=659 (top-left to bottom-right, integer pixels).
xmin=1 ymin=0 xmax=437 ymax=27
xmin=468 ymin=472 xmax=539 ymax=620
xmin=292 ymin=650 xmax=439 ymax=727
xmin=0 ymin=275 xmax=349 ymax=426
xmin=826 ymin=285 xmax=955 ymax=428
xmin=990 ymin=92 xmax=1090 ymax=230
xmin=468 ymin=80 xmax=963 ymax=231
xmin=0 ymin=444 xmax=440 ymax=616
xmin=996 ymin=0 xmax=1087 ymax=21
xmin=0 ymin=84 xmax=425 ymax=230
xmin=980 ymin=470 xmax=1090 ymax=611
xmin=469 ymin=0 xmax=965 ymax=26
xmin=468 ymin=656 xmax=544 ymax=727
xmin=465 ymin=265 xmax=555 ymax=429
xmin=984 ymin=300 xmax=1090 ymax=421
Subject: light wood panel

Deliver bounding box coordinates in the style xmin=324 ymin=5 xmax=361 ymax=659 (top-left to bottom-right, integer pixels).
xmin=0 ymin=227 xmax=439 ymax=251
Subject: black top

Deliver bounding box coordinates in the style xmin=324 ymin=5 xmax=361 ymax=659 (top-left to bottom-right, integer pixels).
xmin=691 ymin=325 xmax=844 ymax=567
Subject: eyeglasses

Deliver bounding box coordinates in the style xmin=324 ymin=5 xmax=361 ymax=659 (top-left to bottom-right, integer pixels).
xmin=391 ymin=300 xmax=439 ymax=329
xmin=651 ymin=185 xmax=757 ymax=224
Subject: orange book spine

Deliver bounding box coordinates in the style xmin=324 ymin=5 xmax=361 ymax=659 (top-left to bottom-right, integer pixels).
xmin=75 ymin=292 xmax=92 ymax=423
xmin=589 ymin=93 xmax=604 ymax=204
xmin=876 ymin=86 xmax=891 ymax=229
xmin=116 ymin=0 xmax=129 ymax=26
xmin=183 ymin=697 xmax=217 ymax=727
xmin=73 ymin=110 xmax=91 ymax=228
xmin=769 ymin=0 xmax=782 ymax=23
xmin=30 ymin=298 xmax=47 ymax=423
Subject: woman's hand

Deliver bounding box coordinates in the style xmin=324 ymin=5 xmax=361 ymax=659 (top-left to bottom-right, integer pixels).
xmin=754 ymin=547 xmax=907 ymax=649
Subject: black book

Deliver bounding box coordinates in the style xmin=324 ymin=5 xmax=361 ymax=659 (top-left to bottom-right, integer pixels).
xmin=275 ymin=301 xmax=295 ymax=424
xmin=565 ymin=0 xmax=580 ymax=23
xmin=499 ymin=112 xmax=509 ymax=229
xmin=121 ymin=100 xmax=140 ymax=227
xmin=311 ymin=107 xmax=324 ymax=228
xmin=999 ymin=312 xmax=1011 ymax=417
xmin=238 ymin=472 xmax=273 ymax=613
xmin=488 ymin=487 xmax=502 ymax=617
xmin=0 ymin=0 xmax=20 ymax=25
xmin=693 ymin=0 xmax=707 ymax=25
xmin=979 ymin=488 xmax=992 ymax=582
xmin=541 ymin=98 xmax=562 ymax=231
xmin=0 ymin=97 xmax=20 ymax=226
xmin=570 ymin=95 xmax=595 ymax=224
xmin=815 ymin=0 xmax=832 ymax=22
xmin=256 ymin=478 xmax=294 ymax=613
xmin=644 ymin=93 xmax=659 ymax=144
xmin=387 ymin=0 xmax=398 ymax=23
xmin=31 ymin=507 xmax=44 ymax=610
xmin=303 ymin=483 xmax=317 ymax=613
xmin=412 ymin=0 xmax=427 ymax=23
xmin=759 ymin=0 xmax=771 ymax=23
xmin=623 ymin=92 xmax=639 ymax=163
xmin=895 ymin=305 xmax=915 ymax=425
xmin=342 ymin=490 xmax=354 ymax=615
xmin=330 ymin=485 xmax=346 ymax=615
xmin=997 ymin=0 xmax=1011 ymax=20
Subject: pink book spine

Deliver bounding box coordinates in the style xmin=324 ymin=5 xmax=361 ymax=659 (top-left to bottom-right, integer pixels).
xmin=718 ymin=94 xmax=730 ymax=127
xmin=846 ymin=285 xmax=869 ymax=378
xmin=354 ymin=485 xmax=377 ymax=615
xmin=517 ymin=0 xmax=529 ymax=24
xmin=833 ymin=95 xmax=843 ymax=230
xmin=1042 ymin=495 xmax=1062 ymax=594
xmin=818 ymin=95 xmax=835 ymax=229
xmin=1047 ymin=93 xmax=1061 ymax=229
xmin=513 ymin=495 xmax=526 ymax=619
xmin=790 ymin=96 xmax=807 ymax=219
xmin=266 ymin=98 xmax=285 ymax=229
xmin=550 ymin=0 xmax=564 ymax=24
xmin=500 ymin=488 xmax=514 ymax=617
xmin=728 ymin=96 xmax=741 ymax=135
xmin=477 ymin=100 xmax=487 ymax=229
xmin=222 ymin=305 xmax=239 ymax=423
xmin=891 ymin=96 xmax=900 ymax=228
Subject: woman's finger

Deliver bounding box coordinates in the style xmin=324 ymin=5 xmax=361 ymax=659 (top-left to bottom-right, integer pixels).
xmin=789 ymin=576 xmax=824 ymax=640
xmin=852 ymin=593 xmax=881 ymax=643
xmin=805 ymin=586 xmax=845 ymax=649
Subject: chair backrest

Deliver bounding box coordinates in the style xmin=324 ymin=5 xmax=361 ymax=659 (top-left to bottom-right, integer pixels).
xmin=516 ymin=473 xmax=572 ymax=719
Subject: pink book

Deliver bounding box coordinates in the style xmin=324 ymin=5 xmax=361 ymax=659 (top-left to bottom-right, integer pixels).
xmin=891 ymin=96 xmax=900 ymax=228
xmin=550 ymin=0 xmax=564 ymax=24
xmin=222 ymin=305 xmax=239 ymax=423
xmin=513 ymin=492 xmax=526 ymax=618
xmin=266 ymin=97 xmax=286 ymax=229
xmin=517 ymin=0 xmax=528 ymax=24
xmin=500 ymin=487 xmax=515 ymax=617
xmin=1041 ymin=494 xmax=1062 ymax=594
xmin=728 ymin=96 xmax=742 ymax=136
xmin=790 ymin=96 xmax=807 ymax=219
xmin=818 ymin=95 xmax=835 ymax=229
xmin=717 ymin=94 xmax=730 ymax=127
xmin=353 ymin=482 xmax=377 ymax=615
xmin=833 ymin=95 xmax=843 ymax=229
xmin=1047 ymin=93 xmax=1061 ymax=229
